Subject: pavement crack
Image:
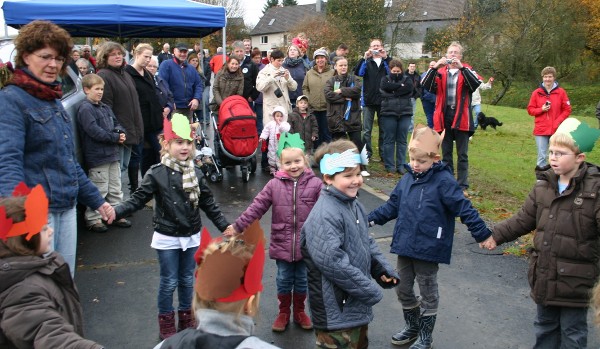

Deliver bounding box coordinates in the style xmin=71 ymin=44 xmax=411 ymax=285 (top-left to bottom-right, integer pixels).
xmin=77 ymin=259 xmax=158 ymax=271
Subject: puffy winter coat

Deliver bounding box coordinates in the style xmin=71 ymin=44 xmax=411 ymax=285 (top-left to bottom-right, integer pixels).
xmin=379 ymin=74 xmax=413 ymax=118
xmin=302 ymin=65 xmax=334 ymax=111
xmin=256 ymin=63 xmax=297 ymax=126
xmin=492 ymin=162 xmax=600 ymax=307
xmin=324 ymin=74 xmax=362 ymax=134
xmin=526 ymin=83 xmax=571 ymax=136
xmin=233 ymin=169 xmax=322 ymax=262
xmin=76 ymin=99 xmax=122 ymax=169
xmin=301 ymin=186 xmax=399 ymax=331
xmin=0 ymin=251 xmax=103 ymax=349
xmin=289 ymin=107 xmax=319 ymax=153
xmin=158 ymin=59 xmax=203 ymax=111
xmin=354 ymin=56 xmax=391 ymax=106
xmin=211 ymin=68 xmax=244 ymax=110
xmin=368 ymin=162 xmax=491 ymax=264
xmin=115 ymin=164 xmax=229 ymax=236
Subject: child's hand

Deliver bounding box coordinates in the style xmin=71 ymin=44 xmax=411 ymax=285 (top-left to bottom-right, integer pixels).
xmin=380 ymin=274 xmax=398 ymax=285
xmin=97 ymin=202 xmax=115 ymax=224
xmin=223 ymin=225 xmax=238 ymax=237
xmin=118 ymin=133 xmax=126 ymax=144
xmin=479 ymin=236 xmax=497 ymax=250
xmin=311 ymin=136 xmax=316 ymax=141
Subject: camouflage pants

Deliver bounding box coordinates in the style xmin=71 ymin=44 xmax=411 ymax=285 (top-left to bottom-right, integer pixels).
xmin=315 ymin=325 xmax=368 ymax=349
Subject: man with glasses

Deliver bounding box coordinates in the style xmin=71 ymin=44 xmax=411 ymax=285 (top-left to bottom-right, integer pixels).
xmin=158 ymin=42 xmax=202 ymax=125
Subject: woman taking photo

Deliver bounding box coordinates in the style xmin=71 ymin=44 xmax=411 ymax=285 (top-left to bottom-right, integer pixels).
xmin=210 ymin=55 xmax=244 ymax=117
xmin=0 ymin=20 xmax=115 ymax=276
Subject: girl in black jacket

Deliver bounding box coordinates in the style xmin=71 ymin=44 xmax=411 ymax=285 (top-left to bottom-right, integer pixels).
xmin=379 ymin=59 xmax=414 ymax=174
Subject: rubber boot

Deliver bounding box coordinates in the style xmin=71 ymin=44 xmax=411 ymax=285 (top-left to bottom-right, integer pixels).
xmin=177 ymin=309 xmax=196 ymax=332
xmin=391 ymin=306 xmax=420 ymax=345
xmin=158 ymin=311 xmax=176 ymax=340
xmin=409 ymin=314 xmax=436 ymax=349
xmin=272 ymin=293 xmax=291 ymax=332
xmin=128 ymin=165 xmax=139 ymax=194
xmin=292 ymin=292 xmax=312 ymax=330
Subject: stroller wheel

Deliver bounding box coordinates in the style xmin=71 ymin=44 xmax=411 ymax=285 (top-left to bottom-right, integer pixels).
xmin=242 ymin=167 xmax=250 ymax=182
xmin=209 ymin=172 xmax=220 ymax=182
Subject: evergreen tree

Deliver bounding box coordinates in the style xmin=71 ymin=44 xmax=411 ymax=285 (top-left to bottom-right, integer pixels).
xmin=282 ymin=0 xmax=298 ymax=5
xmin=263 ymin=0 xmax=279 ymax=14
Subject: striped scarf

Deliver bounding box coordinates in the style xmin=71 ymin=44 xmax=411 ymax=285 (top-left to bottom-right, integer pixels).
xmin=161 ymin=154 xmax=200 ymax=208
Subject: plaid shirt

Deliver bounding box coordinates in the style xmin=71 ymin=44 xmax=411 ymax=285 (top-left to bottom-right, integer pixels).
xmin=446 ymin=69 xmax=459 ymax=106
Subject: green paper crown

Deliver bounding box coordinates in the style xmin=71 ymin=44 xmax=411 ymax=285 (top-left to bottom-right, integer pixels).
xmin=555 ymin=118 xmax=600 ymax=153
xmin=277 ymin=133 xmax=305 ymax=157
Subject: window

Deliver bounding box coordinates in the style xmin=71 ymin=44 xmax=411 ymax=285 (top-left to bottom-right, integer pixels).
xmin=283 ymin=34 xmax=288 ymax=44
xmin=261 ymin=36 xmax=268 ymax=44
xmin=268 ymin=18 xmax=275 ymax=25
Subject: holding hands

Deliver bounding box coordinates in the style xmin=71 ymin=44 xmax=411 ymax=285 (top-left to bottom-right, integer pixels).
xmin=97 ymin=202 xmax=115 ymax=224
xmin=223 ymin=225 xmax=238 ymax=237
xmin=479 ymin=235 xmax=497 ymax=250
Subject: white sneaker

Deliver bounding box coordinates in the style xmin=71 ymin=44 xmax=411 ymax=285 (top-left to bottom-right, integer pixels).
xmin=360 ymin=170 xmax=370 ymax=177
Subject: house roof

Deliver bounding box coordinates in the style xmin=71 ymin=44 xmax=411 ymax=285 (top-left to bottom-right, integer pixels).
xmin=392 ymin=0 xmax=467 ymax=22
xmin=250 ymin=4 xmax=324 ymax=36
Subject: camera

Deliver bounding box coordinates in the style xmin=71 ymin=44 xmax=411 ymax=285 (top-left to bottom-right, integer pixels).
xmin=274 ymin=87 xmax=284 ymax=98
xmin=446 ymin=59 xmax=453 ymax=65
xmin=544 ymin=101 xmax=551 ymax=107
xmin=371 ymin=49 xmax=380 ymax=55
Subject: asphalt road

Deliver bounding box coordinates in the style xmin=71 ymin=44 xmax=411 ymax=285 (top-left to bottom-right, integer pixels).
xmin=75 ymin=167 xmax=600 ymax=349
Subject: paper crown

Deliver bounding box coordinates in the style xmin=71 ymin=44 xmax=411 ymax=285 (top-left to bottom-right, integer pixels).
xmin=0 ymin=183 xmax=49 ymax=242
xmin=277 ymin=132 xmax=305 ymax=157
xmin=554 ymin=118 xmax=600 ymax=153
xmin=194 ymin=221 xmax=265 ymax=303
xmin=163 ymin=113 xmax=193 ymax=141
xmin=408 ymin=124 xmax=444 ymax=155
xmin=320 ymin=145 xmax=369 ymax=175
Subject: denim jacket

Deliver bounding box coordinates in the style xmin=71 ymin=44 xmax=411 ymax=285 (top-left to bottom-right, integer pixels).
xmin=0 ymin=85 xmax=104 ymax=212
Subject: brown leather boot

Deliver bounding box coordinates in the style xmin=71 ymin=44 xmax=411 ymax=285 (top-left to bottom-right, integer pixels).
xmin=177 ymin=309 xmax=197 ymax=332
xmin=292 ymin=292 xmax=312 ymax=330
xmin=271 ymin=293 xmax=291 ymax=332
xmin=158 ymin=311 xmax=176 ymax=340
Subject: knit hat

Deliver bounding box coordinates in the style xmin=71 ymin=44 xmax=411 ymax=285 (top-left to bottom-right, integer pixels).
xmin=163 ymin=113 xmax=193 ymax=141
xmin=408 ymin=124 xmax=443 ymax=155
xmin=0 ymin=183 xmax=48 ymax=242
xmin=313 ymin=48 xmax=328 ymax=59
xmin=554 ymin=118 xmax=600 ymax=153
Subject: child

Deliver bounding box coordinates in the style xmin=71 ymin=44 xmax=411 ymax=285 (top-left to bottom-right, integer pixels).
xmin=114 ymin=113 xmax=230 ymax=340
xmin=301 ymin=139 xmax=399 ymax=348
xmin=0 ymin=183 xmax=104 ymax=349
xmin=288 ymin=95 xmax=318 ymax=156
xmin=480 ymin=117 xmax=600 ymax=348
xmin=368 ymin=125 xmax=492 ymax=349
xmin=228 ymin=133 xmax=322 ymax=332
xmin=153 ymin=222 xmax=280 ymax=349
xmin=260 ymin=105 xmax=291 ymax=175
xmin=77 ymin=73 xmax=129 ymax=233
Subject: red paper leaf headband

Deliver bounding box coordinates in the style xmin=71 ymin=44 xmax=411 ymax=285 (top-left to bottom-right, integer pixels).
xmin=0 ymin=183 xmax=49 ymax=242
xmin=194 ymin=221 xmax=265 ymax=303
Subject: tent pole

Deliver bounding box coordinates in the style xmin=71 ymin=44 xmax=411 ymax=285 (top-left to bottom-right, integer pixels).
xmin=222 ymin=25 xmax=226 ymax=69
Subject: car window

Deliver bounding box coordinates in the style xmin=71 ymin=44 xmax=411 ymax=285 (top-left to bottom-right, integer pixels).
xmin=60 ymin=71 xmax=77 ymax=97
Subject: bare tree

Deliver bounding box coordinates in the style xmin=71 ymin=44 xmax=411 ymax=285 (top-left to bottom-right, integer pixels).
xmin=193 ymin=0 xmax=245 ymax=19
xmin=385 ymin=0 xmax=418 ymax=58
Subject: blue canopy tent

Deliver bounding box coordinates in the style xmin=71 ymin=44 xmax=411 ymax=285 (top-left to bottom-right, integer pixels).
xmin=2 ymin=0 xmax=227 ymax=38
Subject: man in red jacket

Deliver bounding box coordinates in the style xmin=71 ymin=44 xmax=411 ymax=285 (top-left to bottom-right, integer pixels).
xmin=421 ymin=41 xmax=482 ymax=195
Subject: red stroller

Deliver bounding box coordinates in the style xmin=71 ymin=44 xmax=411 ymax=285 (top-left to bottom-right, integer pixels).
xmin=212 ymin=95 xmax=258 ymax=182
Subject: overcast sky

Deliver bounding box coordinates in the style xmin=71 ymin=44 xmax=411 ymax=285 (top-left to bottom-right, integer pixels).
xmin=243 ymin=0 xmax=315 ymax=27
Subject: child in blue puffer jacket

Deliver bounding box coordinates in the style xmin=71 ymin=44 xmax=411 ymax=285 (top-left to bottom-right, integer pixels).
xmin=227 ymin=133 xmax=322 ymax=332
xmin=368 ymin=125 xmax=492 ymax=349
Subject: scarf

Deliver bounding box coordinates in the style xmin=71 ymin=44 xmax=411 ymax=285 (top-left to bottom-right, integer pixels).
xmin=284 ymin=57 xmax=307 ymax=69
xmin=161 ymin=154 xmax=200 ymax=208
xmin=7 ymin=68 xmax=62 ymax=100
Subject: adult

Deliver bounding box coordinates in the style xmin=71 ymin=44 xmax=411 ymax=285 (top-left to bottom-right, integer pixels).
xmin=329 ymin=43 xmax=349 ymax=64
xmin=243 ymin=38 xmax=252 ymax=61
xmin=251 ymin=50 xmax=268 ymax=170
xmin=420 ymin=61 xmax=437 ymax=128
xmin=256 ymin=49 xmax=297 ymax=130
xmin=231 ymin=41 xmax=260 ymax=106
xmin=201 ymin=49 xmax=212 ymax=122
xmin=125 ymin=43 xmax=164 ymax=179
xmin=404 ymin=62 xmax=421 ymax=133
xmin=422 ymin=41 xmax=482 ymax=194
xmin=527 ymin=66 xmax=571 ymax=172
xmin=159 ymin=42 xmax=203 ymax=124
xmin=472 ymin=77 xmax=493 ymax=130
xmin=354 ymin=38 xmax=392 ymax=161
xmin=187 ymin=52 xmax=209 ymax=124
xmin=209 ymin=46 xmax=228 ymax=74
xmin=75 ymin=58 xmax=91 ymax=77
xmin=324 ymin=56 xmax=368 ymax=176
xmin=157 ymin=43 xmax=173 ymax=66
xmin=188 ymin=42 xmax=202 ymax=56
xmin=96 ymin=41 xmax=144 ymax=191
xmin=81 ymin=45 xmax=97 ymax=71
xmin=0 ymin=20 xmax=115 ymax=276
xmin=302 ymin=48 xmax=334 ymax=148
xmin=283 ymin=44 xmax=308 ymax=109
xmin=210 ymin=55 xmax=244 ymax=114
xmin=379 ymin=59 xmax=414 ymax=174
xmin=67 ymin=48 xmax=80 ymax=78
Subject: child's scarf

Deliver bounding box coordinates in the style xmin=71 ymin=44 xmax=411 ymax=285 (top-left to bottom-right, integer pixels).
xmin=161 ymin=154 xmax=200 ymax=208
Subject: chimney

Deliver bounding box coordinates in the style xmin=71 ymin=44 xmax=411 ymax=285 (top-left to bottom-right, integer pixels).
xmin=316 ymin=0 xmax=322 ymax=12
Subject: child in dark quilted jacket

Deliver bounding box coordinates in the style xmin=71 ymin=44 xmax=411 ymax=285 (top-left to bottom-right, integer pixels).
xmin=301 ymin=139 xmax=399 ymax=349
xmin=289 ymin=95 xmax=318 ymax=157
xmin=227 ymin=133 xmax=322 ymax=332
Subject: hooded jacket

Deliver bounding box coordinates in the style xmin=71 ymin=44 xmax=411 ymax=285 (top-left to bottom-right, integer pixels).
xmin=324 ymin=74 xmax=362 ymax=134
xmin=288 ymin=107 xmax=318 ymax=154
xmin=491 ymin=163 xmax=600 ymax=307
xmin=368 ymin=162 xmax=492 ymax=265
xmin=0 ymin=251 xmax=103 ymax=349
xmin=526 ymin=82 xmax=571 ymax=136
xmin=233 ymin=169 xmax=322 ymax=262
xmin=301 ymin=186 xmax=399 ymax=331
xmin=211 ymin=67 xmax=244 ymax=110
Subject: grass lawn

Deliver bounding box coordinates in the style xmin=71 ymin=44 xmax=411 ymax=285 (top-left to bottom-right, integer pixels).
xmin=369 ymin=105 xmax=600 ymax=255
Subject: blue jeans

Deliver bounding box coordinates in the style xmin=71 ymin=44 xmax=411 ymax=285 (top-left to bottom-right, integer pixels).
xmin=314 ymin=110 xmax=331 ymax=149
xmin=275 ymin=260 xmax=308 ymax=294
xmin=396 ymin=256 xmax=439 ymax=316
xmin=380 ymin=115 xmax=411 ymax=173
xmin=48 ymin=206 xmax=77 ymax=277
xmin=472 ymin=104 xmax=482 ymax=129
xmin=362 ymin=105 xmax=383 ymax=159
xmin=422 ymin=100 xmax=435 ymax=129
xmin=408 ymin=98 xmax=417 ymax=133
xmin=533 ymin=305 xmax=588 ymax=349
xmin=119 ymin=145 xmax=132 ymax=174
xmin=156 ymin=247 xmax=198 ymax=314
xmin=535 ymin=135 xmax=550 ymax=168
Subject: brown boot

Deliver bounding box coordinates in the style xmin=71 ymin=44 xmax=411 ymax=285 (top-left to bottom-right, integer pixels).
xmin=292 ymin=292 xmax=313 ymax=330
xmin=158 ymin=311 xmax=176 ymax=340
xmin=177 ymin=309 xmax=197 ymax=332
xmin=272 ymin=293 xmax=291 ymax=332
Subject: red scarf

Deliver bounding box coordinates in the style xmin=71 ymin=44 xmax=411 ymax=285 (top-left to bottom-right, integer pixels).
xmin=7 ymin=69 xmax=63 ymax=100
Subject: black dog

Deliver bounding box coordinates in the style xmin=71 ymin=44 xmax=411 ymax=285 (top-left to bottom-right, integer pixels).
xmin=477 ymin=112 xmax=503 ymax=130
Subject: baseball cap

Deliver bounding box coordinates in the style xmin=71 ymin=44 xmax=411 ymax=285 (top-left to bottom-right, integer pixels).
xmin=175 ymin=42 xmax=188 ymax=51
xmin=296 ymin=95 xmax=308 ymax=103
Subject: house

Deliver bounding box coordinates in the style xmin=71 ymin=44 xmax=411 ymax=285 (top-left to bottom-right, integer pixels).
xmin=386 ymin=0 xmax=467 ymax=59
xmin=249 ymin=2 xmax=325 ymax=55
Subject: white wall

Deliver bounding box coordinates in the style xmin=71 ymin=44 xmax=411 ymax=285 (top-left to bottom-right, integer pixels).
xmin=250 ymin=33 xmax=287 ymax=53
